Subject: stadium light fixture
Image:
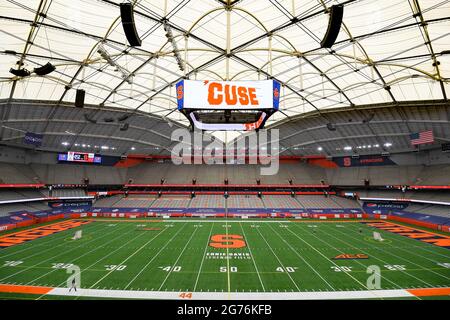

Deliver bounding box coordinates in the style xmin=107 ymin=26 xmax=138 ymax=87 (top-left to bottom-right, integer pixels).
xmin=317 ymin=147 xmax=323 ymax=151
xmin=384 ymin=142 xmax=393 ymax=147
xmin=344 ymin=146 xmax=352 ymax=151
xmin=97 ymin=44 xmax=133 ymax=84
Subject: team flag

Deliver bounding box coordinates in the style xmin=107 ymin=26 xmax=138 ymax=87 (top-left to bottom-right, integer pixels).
xmin=23 ymin=132 xmax=44 ymax=146
xmin=410 ymin=130 xmax=434 ymax=146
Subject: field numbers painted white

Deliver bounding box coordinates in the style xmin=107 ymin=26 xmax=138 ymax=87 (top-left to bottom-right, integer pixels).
xmin=52 ymin=263 xmax=74 ymax=269
xmin=331 ymin=266 xmax=352 ymax=272
xmin=220 ymin=266 xmax=237 ymax=273
xmin=384 ymin=265 xmax=406 ymax=271
xmin=437 ymin=262 xmax=450 ymax=269
xmin=105 ymin=265 xmax=127 ymax=271
xmin=3 ymin=261 xmax=23 ymax=267
xmin=160 ymin=266 xmax=182 ymax=272
xmin=276 ymin=266 xmax=297 ymax=273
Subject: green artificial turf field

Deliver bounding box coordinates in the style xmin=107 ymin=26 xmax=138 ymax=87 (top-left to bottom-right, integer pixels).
xmin=0 ymin=219 xmax=449 ymax=300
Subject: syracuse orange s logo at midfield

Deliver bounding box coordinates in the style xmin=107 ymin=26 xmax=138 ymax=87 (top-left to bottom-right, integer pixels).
xmin=206 ymin=82 xmax=259 ymax=106
xmin=209 ymin=234 xmax=247 ymax=249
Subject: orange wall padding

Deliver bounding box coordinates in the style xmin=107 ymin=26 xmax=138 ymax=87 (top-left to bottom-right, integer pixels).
xmin=308 ymin=158 xmax=339 ymax=168
xmin=389 ymin=215 xmax=439 ymax=230
xmin=114 ymin=158 xmax=145 ymax=168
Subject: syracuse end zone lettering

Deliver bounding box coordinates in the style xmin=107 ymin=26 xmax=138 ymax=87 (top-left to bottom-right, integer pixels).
xmin=362 ymin=221 xmax=450 ymax=249
xmin=209 ymin=234 xmax=246 ymax=249
xmin=0 ymin=220 xmax=91 ymax=248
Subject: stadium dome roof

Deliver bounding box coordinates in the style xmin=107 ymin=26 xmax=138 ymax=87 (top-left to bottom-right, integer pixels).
xmin=0 ymin=0 xmax=449 ymax=152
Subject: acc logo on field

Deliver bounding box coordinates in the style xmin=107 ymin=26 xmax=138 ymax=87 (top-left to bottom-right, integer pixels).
xmin=333 ymin=254 xmax=369 ymax=260
xmin=209 ymin=234 xmax=246 ymax=249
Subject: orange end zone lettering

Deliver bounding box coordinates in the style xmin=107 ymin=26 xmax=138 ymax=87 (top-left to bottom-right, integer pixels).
xmin=361 ymin=221 xmax=450 ymax=249
xmin=0 ymin=220 xmax=92 ymax=248
xmin=209 ymin=234 xmax=247 ymax=249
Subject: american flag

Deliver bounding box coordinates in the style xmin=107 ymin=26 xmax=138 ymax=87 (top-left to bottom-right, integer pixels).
xmin=410 ymin=130 xmax=434 ymax=145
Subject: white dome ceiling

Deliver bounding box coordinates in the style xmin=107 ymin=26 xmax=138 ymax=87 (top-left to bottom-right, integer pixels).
xmin=0 ymin=0 xmax=449 ymax=136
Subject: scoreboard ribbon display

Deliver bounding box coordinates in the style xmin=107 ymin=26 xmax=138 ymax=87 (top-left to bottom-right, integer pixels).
xmin=58 ymin=152 xmax=102 ymax=164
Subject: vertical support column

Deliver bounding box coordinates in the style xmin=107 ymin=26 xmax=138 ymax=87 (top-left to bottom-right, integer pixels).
xmin=164 ymin=0 xmax=168 ymax=17
xmin=268 ymin=35 xmax=273 ymax=76
xmin=298 ymin=57 xmax=303 ymax=91
xmin=226 ymin=7 xmax=231 ymax=80
xmin=184 ymin=35 xmax=189 ymax=77
xmin=152 ymin=58 xmax=157 ymax=90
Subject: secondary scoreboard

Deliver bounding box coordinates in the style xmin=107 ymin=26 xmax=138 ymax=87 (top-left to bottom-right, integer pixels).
xmin=58 ymin=151 xmax=102 ymax=164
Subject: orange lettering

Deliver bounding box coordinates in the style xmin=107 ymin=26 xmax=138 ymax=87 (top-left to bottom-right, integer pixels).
xmin=207 ymin=83 xmax=223 ymax=105
xmin=248 ymin=88 xmax=259 ymax=105
xmin=238 ymin=87 xmax=249 ymax=105
xmin=224 ymin=84 xmax=237 ymax=105
xmin=422 ymin=238 xmax=450 ymax=247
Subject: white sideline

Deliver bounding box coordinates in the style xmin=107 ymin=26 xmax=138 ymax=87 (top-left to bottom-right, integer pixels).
xmin=49 ymin=287 xmax=414 ymax=300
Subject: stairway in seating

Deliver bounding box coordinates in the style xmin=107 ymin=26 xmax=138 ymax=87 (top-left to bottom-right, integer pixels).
xmin=293 ymin=196 xmax=306 ymax=209
xmin=260 ymin=197 xmax=268 ymax=209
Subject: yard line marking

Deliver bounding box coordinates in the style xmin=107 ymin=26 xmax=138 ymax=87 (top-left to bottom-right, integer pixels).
xmin=89 ymin=223 xmax=173 ymax=289
xmin=266 ymin=223 xmax=335 ymax=291
xmin=225 ymin=217 xmax=231 ymax=298
xmin=124 ymin=223 xmax=188 ymax=290
xmin=254 ymin=225 xmax=301 ymax=291
xmin=328 ymin=223 xmax=450 ymax=283
xmin=158 ymin=225 xmax=199 ymax=290
xmin=284 ymin=223 xmax=368 ymax=290
xmin=193 ymin=223 xmax=215 ymax=292
xmin=31 ymin=223 xmax=152 ymax=288
xmin=238 ymin=222 xmax=265 ymax=292
xmin=0 ymin=222 xmax=130 ymax=282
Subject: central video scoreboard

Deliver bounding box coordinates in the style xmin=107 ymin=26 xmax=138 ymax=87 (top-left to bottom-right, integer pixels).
xmin=58 ymin=151 xmax=102 ymax=164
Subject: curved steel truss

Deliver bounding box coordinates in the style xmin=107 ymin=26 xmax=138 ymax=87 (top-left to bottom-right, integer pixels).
xmin=0 ymin=0 xmax=449 ymax=148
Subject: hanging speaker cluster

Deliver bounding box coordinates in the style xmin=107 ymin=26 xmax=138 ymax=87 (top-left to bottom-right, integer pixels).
xmin=75 ymin=89 xmax=85 ymax=108
xmin=34 ymin=62 xmax=56 ymax=76
xmin=9 ymin=68 xmax=31 ymax=77
xmin=120 ymin=3 xmax=142 ymax=47
xmin=320 ymin=5 xmax=344 ymax=48
xmin=10 ymin=63 xmax=56 ymax=78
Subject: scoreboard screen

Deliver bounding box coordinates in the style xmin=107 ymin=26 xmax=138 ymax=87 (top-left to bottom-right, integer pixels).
xmin=58 ymin=152 xmax=101 ymax=164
